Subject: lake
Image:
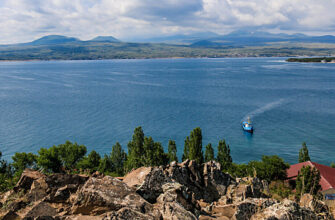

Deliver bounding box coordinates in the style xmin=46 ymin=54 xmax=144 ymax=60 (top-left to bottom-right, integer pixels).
xmin=0 ymin=58 xmax=334 ymax=165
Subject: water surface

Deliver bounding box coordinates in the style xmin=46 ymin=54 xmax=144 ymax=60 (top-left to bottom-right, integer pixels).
xmin=0 ymin=58 xmax=334 ymax=164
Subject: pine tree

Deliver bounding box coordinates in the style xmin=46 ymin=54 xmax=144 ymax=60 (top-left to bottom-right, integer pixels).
xmin=143 ymin=137 xmax=155 ymax=166
xmin=182 ymin=137 xmax=190 ymax=162
xmin=188 ymin=127 xmax=203 ymax=164
xmin=126 ymin=127 xmax=145 ymax=171
xmin=299 ymin=142 xmax=311 ymax=163
xmin=153 ymin=142 xmax=168 ymax=166
xmin=217 ymin=139 xmax=232 ymax=171
xmin=167 ymin=140 xmax=178 ymax=163
xmin=204 ymin=143 xmax=214 ymax=162
xmin=296 ymin=165 xmax=321 ymax=198
xmin=110 ymin=142 xmax=127 ymax=175
xmin=98 ymin=154 xmax=113 ymax=174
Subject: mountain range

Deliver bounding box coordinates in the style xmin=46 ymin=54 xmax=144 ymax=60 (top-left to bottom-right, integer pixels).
xmin=1 ymin=31 xmax=335 ymax=60
xmin=3 ymin=30 xmax=335 ymax=47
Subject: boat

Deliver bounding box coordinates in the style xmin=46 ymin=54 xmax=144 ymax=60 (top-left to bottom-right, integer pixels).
xmin=242 ymin=117 xmax=253 ymax=133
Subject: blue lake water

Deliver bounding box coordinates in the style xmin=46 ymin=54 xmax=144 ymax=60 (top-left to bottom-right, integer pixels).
xmin=0 ymin=58 xmax=334 ymax=165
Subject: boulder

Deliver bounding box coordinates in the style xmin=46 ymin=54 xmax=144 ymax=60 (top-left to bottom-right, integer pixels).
xmin=71 ymin=176 xmax=158 ymax=217
xmin=250 ymin=199 xmax=322 ymax=220
xmin=14 ymin=169 xmax=45 ymax=192
xmin=103 ymin=207 xmax=160 ymax=220
xmin=156 ymin=182 xmax=199 ymax=219
xmin=123 ymin=167 xmax=152 ymax=188
xmin=129 ymin=160 xmax=234 ymax=204
xmin=23 ymin=201 xmax=58 ymax=219
xmin=0 ymin=210 xmax=20 ymax=220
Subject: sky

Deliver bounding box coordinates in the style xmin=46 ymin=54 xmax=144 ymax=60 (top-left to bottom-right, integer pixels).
xmin=1 ymin=0 xmax=335 ymax=44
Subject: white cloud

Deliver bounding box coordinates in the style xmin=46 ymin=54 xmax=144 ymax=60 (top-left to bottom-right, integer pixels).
xmin=0 ymin=0 xmax=335 ymax=44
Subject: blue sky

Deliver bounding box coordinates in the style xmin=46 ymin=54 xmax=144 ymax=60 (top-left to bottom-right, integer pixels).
xmin=1 ymin=0 xmax=335 ymax=44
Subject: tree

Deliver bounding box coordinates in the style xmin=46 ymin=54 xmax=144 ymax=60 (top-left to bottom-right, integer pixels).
xmin=143 ymin=136 xmax=155 ymax=166
xmin=182 ymin=137 xmax=190 ymax=162
xmin=296 ymin=165 xmax=321 ymax=199
xmin=167 ymin=140 xmax=178 ymax=163
xmin=126 ymin=127 xmax=145 ymax=171
xmin=299 ymin=142 xmax=311 ymax=163
xmin=0 ymin=152 xmax=14 ymax=192
xmin=77 ymin=150 xmax=101 ymax=171
xmin=152 ymin=142 xmax=168 ymax=166
xmin=249 ymin=155 xmax=290 ymax=182
xmin=12 ymin=152 xmax=37 ymax=173
xmin=331 ymin=162 xmax=335 ymax=168
xmin=37 ymin=146 xmax=62 ymax=173
xmin=98 ymin=154 xmax=113 ymax=174
xmin=110 ymin=142 xmax=127 ymax=175
xmin=204 ymin=143 xmax=214 ymax=162
xmin=188 ymin=127 xmax=203 ymax=164
xmin=217 ymin=139 xmax=232 ymax=171
xmin=59 ymin=141 xmax=87 ymax=170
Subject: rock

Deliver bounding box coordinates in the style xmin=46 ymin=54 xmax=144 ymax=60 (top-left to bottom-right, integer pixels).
xmin=23 ymin=201 xmax=58 ymax=219
xmin=0 ymin=210 xmax=20 ymax=220
xmin=300 ymin=194 xmax=332 ymax=218
xmin=103 ymin=207 xmax=160 ymax=220
xmin=156 ymin=182 xmax=199 ymax=217
xmin=14 ymin=169 xmax=45 ymax=192
xmin=136 ymin=167 xmax=171 ymax=203
xmin=71 ymin=176 xmax=158 ymax=217
xmin=131 ymin=160 xmax=234 ymax=204
xmin=250 ymin=199 xmax=323 ymax=220
xmin=123 ymin=167 xmax=152 ymax=188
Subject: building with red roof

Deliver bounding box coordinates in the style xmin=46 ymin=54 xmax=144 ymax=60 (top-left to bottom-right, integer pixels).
xmin=286 ymin=161 xmax=335 ymax=193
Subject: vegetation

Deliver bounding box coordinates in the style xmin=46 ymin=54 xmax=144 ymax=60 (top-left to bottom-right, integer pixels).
xmin=217 ymin=140 xmax=232 ymax=172
xmin=295 ymin=165 xmax=321 ymax=199
xmin=299 ymin=142 xmax=311 ymax=163
xmin=0 ymin=127 xmax=320 ymax=201
xmin=1 ymin=41 xmax=335 ymax=61
xmin=167 ymin=140 xmax=178 ymax=163
xmin=204 ymin=143 xmax=214 ymax=162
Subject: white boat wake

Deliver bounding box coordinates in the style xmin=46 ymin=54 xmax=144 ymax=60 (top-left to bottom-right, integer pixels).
xmin=242 ymin=98 xmax=289 ymax=121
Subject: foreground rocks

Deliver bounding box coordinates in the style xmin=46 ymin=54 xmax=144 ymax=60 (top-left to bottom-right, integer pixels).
xmin=0 ymin=161 xmax=333 ymax=220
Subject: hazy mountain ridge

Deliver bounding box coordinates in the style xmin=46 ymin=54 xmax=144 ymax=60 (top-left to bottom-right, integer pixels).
xmin=0 ymin=31 xmax=335 ymax=60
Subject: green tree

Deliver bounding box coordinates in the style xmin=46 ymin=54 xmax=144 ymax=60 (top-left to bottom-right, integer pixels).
xmin=182 ymin=137 xmax=190 ymax=162
xmin=152 ymin=142 xmax=168 ymax=166
xmin=143 ymin=136 xmax=155 ymax=166
xmin=188 ymin=127 xmax=203 ymax=164
xmin=217 ymin=139 xmax=232 ymax=171
xmin=37 ymin=146 xmax=62 ymax=173
xmin=77 ymin=150 xmax=101 ymax=171
xmin=250 ymin=155 xmax=290 ymax=182
xmin=12 ymin=152 xmax=37 ymax=173
xmin=59 ymin=141 xmax=87 ymax=170
xmin=204 ymin=143 xmax=214 ymax=162
xmin=296 ymin=165 xmax=321 ymax=199
xmin=167 ymin=140 xmax=178 ymax=163
xmin=126 ymin=127 xmax=145 ymax=171
xmin=110 ymin=142 xmax=127 ymax=175
xmin=0 ymin=152 xmax=14 ymax=192
xmin=331 ymin=162 xmax=335 ymax=168
xmin=98 ymin=154 xmax=113 ymax=174
xmin=299 ymin=142 xmax=311 ymax=163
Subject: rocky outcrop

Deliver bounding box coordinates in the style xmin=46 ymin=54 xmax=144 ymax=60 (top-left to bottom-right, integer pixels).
xmin=71 ymin=176 xmax=159 ymax=217
xmin=124 ymin=160 xmax=234 ymax=204
xmin=0 ymin=163 xmax=333 ymax=220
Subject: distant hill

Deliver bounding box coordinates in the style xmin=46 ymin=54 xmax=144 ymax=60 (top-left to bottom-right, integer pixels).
xmin=190 ymin=30 xmax=335 ymax=47
xmin=89 ymin=36 xmax=120 ymax=42
xmin=26 ymin=35 xmax=80 ymax=46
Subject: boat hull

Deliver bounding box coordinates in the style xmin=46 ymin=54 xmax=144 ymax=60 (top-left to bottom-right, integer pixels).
xmin=242 ymin=121 xmax=253 ymax=133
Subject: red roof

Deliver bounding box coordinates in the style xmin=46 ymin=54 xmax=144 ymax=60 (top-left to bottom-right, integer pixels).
xmin=287 ymin=161 xmax=335 ymax=191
